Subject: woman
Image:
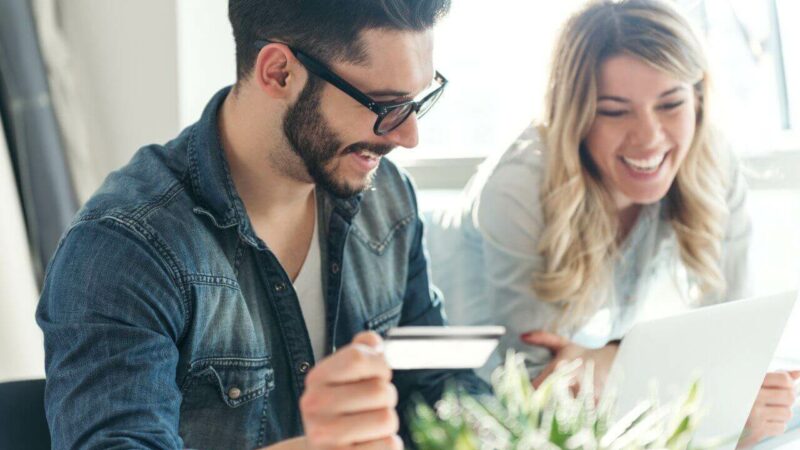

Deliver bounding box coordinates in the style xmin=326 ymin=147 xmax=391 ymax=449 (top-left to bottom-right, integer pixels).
xmin=429 ymin=0 xmax=797 ymax=446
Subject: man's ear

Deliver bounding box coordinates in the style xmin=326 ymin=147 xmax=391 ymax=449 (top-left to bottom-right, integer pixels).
xmin=253 ymin=43 xmax=306 ymax=99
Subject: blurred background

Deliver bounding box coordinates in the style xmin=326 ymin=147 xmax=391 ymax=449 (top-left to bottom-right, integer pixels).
xmin=1 ymin=0 xmax=798 ymax=388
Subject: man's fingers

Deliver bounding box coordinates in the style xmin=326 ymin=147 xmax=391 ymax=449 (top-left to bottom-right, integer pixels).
xmin=306 ymin=408 xmax=399 ymax=447
xmin=306 ymin=341 xmax=391 ymax=386
xmin=352 ymin=331 xmax=384 ymax=351
xmin=521 ymin=330 xmax=568 ymax=354
xmin=352 ymin=435 xmax=404 ymax=450
xmin=301 ymin=378 xmax=398 ymax=416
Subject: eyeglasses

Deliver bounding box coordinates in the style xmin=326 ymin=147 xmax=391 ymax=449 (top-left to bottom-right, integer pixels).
xmin=254 ymin=39 xmax=447 ymax=136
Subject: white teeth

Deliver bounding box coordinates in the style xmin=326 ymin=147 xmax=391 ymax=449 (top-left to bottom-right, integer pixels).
xmin=357 ymin=150 xmax=379 ymax=160
xmin=622 ymin=153 xmax=666 ymax=172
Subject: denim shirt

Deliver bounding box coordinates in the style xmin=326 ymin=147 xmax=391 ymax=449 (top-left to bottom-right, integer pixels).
xmin=37 ymin=87 xmax=487 ymax=450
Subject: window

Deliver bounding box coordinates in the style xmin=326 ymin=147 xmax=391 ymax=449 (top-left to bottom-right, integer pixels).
xmin=393 ymin=1 xmax=588 ymax=163
xmin=393 ymin=0 xmax=800 ymax=165
xmin=396 ymin=1 xmax=800 ymax=300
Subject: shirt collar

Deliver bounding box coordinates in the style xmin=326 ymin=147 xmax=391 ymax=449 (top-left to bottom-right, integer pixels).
xmin=187 ymin=86 xmax=363 ymax=241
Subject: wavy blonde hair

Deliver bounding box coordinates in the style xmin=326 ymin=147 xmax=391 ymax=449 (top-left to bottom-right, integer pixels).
xmin=535 ymin=0 xmax=729 ymax=331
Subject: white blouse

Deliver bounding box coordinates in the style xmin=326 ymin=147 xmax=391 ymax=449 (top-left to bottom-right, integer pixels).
xmin=427 ymin=125 xmax=752 ymax=380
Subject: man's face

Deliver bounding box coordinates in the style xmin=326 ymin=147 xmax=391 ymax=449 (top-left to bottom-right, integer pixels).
xmin=282 ymin=29 xmax=435 ymax=198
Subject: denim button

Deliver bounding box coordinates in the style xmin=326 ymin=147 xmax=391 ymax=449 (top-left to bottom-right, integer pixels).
xmin=330 ymin=262 xmax=340 ymax=274
xmin=298 ymin=361 xmax=311 ymax=374
xmin=273 ymin=282 xmax=287 ymax=292
xmin=228 ymin=387 xmax=241 ymax=400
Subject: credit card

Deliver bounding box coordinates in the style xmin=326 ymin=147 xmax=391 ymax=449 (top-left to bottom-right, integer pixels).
xmin=384 ymin=326 xmax=505 ymax=370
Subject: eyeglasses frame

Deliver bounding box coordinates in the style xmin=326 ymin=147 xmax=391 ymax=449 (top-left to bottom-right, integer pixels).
xmin=253 ymin=39 xmax=447 ymax=136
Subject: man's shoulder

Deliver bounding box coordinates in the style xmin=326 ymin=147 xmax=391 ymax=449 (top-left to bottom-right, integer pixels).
xmin=78 ymin=136 xmax=191 ymax=224
xmin=64 ymin=130 xmax=207 ymax=272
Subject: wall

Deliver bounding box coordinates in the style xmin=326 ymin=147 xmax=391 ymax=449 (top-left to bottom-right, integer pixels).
xmin=176 ymin=0 xmax=236 ymax=129
xmin=58 ymin=0 xmax=181 ymax=196
xmin=0 ymin=0 xmax=189 ymax=381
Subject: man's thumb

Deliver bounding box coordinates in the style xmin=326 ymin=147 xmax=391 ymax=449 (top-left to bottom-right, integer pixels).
xmin=352 ymin=330 xmax=384 ymax=353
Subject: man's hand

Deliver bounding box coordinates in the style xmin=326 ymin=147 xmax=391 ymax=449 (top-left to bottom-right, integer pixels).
xmin=737 ymin=371 xmax=800 ymax=449
xmin=299 ymin=331 xmax=403 ymax=450
xmin=521 ymin=330 xmax=618 ymax=394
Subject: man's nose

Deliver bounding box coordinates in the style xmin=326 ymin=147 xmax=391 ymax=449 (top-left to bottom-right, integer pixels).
xmin=382 ymin=113 xmax=419 ymax=149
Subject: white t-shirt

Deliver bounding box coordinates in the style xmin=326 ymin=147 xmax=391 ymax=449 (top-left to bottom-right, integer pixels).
xmin=293 ymin=204 xmax=326 ymax=362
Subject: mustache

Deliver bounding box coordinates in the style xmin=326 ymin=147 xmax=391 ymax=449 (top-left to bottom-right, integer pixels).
xmin=343 ymin=142 xmax=395 ymax=157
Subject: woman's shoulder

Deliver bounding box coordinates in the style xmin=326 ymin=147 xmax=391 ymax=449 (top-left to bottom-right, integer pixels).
xmin=476 ymin=124 xmax=548 ymax=196
xmin=493 ymin=124 xmax=548 ymax=173
xmin=471 ymin=124 xmax=549 ymax=235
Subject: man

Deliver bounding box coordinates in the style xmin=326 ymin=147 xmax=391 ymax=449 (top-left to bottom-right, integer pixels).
xmin=36 ymin=1 xmax=488 ymax=448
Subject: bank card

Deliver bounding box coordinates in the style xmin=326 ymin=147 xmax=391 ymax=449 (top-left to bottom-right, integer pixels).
xmin=384 ymin=326 xmax=505 ymax=370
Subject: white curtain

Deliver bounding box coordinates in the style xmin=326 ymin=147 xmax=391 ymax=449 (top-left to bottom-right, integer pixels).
xmin=32 ymin=0 xmax=99 ymax=203
xmin=0 ymin=118 xmax=45 ymax=383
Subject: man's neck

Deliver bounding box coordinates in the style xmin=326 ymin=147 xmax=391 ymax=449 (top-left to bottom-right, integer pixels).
xmin=217 ymin=87 xmax=318 ymax=281
xmin=218 ymin=87 xmax=315 ymax=221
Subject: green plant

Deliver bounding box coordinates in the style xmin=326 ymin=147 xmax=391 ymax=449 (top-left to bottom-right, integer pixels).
xmin=410 ymin=351 xmax=722 ymax=450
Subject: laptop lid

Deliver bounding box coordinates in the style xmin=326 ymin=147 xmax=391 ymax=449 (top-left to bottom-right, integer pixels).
xmin=605 ymin=290 xmax=798 ymax=448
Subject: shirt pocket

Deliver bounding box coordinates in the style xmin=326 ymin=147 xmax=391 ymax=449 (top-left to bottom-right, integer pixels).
xmin=179 ymin=356 xmax=275 ymax=449
xmin=365 ymin=302 xmax=404 ymax=336
xmin=180 ymin=356 xmax=275 ymax=410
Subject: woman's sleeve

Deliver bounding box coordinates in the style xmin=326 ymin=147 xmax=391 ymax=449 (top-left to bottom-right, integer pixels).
xmin=721 ymin=155 xmax=753 ymax=301
xmin=474 ymin=156 xmax=560 ymax=375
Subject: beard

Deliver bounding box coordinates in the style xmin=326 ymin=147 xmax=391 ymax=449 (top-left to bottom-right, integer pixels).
xmin=282 ymin=77 xmax=394 ymax=198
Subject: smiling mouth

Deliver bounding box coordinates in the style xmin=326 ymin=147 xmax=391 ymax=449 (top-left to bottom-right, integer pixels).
xmin=621 ymin=152 xmax=669 ymax=173
xmin=344 ymin=143 xmax=394 ymax=159
xmin=354 ymin=149 xmax=382 ymax=161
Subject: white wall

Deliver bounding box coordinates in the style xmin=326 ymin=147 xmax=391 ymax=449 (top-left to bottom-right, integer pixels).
xmin=59 ymin=0 xmax=181 ymax=196
xmin=176 ymin=0 xmax=236 ymax=129
xmin=55 ymin=0 xmax=237 ymax=197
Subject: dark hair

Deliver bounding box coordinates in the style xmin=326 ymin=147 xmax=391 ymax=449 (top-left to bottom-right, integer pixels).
xmin=229 ymin=0 xmax=451 ymax=81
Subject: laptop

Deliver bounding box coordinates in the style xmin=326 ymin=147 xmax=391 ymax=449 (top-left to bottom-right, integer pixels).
xmin=605 ymin=290 xmax=798 ymax=449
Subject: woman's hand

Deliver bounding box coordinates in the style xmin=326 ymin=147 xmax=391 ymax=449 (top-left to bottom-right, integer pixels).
xmin=737 ymin=371 xmax=800 ymax=448
xmin=521 ymin=330 xmax=619 ymax=394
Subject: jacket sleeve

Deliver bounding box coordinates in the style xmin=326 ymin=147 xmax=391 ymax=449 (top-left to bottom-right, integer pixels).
xmin=472 ymin=153 xmax=562 ymax=377
xmin=36 ymin=218 xmax=186 ymax=450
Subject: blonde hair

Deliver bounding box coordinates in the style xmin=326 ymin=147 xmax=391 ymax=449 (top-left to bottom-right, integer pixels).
xmin=535 ymin=0 xmax=729 ymax=331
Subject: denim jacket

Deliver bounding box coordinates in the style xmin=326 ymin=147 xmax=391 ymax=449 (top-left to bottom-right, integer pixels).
xmin=37 ymin=87 xmax=487 ymax=450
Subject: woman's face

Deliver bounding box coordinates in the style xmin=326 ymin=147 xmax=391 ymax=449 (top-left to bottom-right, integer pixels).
xmin=584 ymin=54 xmax=697 ymax=210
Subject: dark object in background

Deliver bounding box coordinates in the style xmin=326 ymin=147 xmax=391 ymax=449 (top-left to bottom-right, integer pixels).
xmin=0 ymin=0 xmax=79 ymax=286
xmin=0 ymin=379 xmax=51 ymax=450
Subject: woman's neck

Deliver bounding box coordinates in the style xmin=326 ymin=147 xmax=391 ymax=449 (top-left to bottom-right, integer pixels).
xmin=617 ymin=203 xmax=643 ymax=243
